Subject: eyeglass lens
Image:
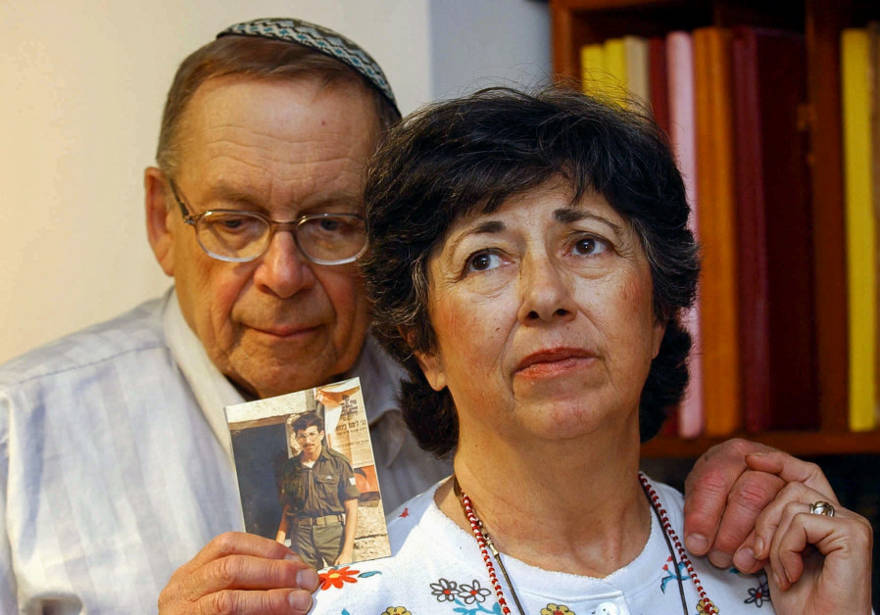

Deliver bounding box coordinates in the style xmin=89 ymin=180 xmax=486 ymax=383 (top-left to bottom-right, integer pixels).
xmin=195 ymin=211 xmax=366 ymax=264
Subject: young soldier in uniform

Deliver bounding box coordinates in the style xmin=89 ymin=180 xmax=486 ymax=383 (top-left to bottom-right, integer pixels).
xmin=276 ymin=413 xmax=360 ymax=569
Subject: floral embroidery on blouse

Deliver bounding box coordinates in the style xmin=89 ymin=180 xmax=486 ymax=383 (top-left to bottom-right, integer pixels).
xmin=457 ymin=579 xmax=492 ymax=604
xmin=696 ymin=598 xmax=719 ymax=614
xmin=744 ymin=575 xmax=771 ymax=608
xmin=659 ymin=554 xmax=691 ymax=592
xmin=541 ymin=603 xmax=575 ymax=614
xmin=319 ymin=565 xmax=381 ymax=590
xmin=381 ymin=607 xmax=411 ymax=615
xmin=431 ymin=578 xmax=458 ymax=602
xmin=429 ymin=577 xmax=501 ymax=614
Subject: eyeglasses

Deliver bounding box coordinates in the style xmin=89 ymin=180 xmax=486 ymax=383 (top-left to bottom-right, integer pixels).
xmin=168 ymin=180 xmax=368 ymax=265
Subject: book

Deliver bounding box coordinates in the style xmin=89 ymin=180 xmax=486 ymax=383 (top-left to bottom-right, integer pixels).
xmin=649 ymin=36 xmax=670 ymax=135
xmin=624 ymin=35 xmax=650 ymax=107
xmin=580 ymin=43 xmax=608 ymax=98
xmin=730 ymin=27 xmax=819 ymax=432
xmin=604 ymin=37 xmax=628 ymax=103
xmin=870 ymin=22 xmax=880 ymax=425
xmin=666 ymin=30 xmax=703 ymax=438
xmin=225 ymin=377 xmax=391 ymax=567
xmin=841 ymin=28 xmax=877 ymax=431
xmin=693 ymin=26 xmax=741 ymax=436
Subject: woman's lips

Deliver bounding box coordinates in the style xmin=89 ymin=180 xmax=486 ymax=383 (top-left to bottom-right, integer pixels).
xmin=515 ymin=348 xmax=597 ymax=377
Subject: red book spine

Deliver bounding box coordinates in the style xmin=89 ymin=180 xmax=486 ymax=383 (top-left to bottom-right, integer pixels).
xmin=649 ymin=36 xmax=671 ymax=137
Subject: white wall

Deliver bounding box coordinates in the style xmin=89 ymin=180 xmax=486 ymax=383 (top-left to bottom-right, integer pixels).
xmin=429 ymin=0 xmax=550 ymax=100
xmin=0 ymin=0 xmax=549 ymax=362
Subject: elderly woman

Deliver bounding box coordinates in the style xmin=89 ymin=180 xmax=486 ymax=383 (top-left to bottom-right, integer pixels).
xmin=309 ymin=87 xmax=872 ymax=615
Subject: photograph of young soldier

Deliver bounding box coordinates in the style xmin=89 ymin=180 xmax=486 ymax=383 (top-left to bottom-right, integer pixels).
xmin=276 ymin=412 xmax=360 ymax=569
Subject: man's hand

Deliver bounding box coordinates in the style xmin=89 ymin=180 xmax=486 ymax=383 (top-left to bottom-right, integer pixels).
xmin=158 ymin=532 xmax=319 ymax=615
xmin=683 ymin=438 xmax=786 ymax=571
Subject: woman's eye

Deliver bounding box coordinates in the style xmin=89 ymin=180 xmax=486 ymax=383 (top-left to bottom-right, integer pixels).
xmin=572 ymin=236 xmax=609 ymax=256
xmin=465 ymin=250 xmax=502 ymax=273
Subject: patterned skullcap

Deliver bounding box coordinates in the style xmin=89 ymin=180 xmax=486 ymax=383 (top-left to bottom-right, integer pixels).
xmin=218 ymin=17 xmax=399 ymax=113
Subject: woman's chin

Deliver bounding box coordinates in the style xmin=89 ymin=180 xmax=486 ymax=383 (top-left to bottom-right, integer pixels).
xmin=511 ymin=398 xmax=637 ymax=445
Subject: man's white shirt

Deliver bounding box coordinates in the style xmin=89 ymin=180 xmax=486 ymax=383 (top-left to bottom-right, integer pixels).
xmin=0 ymin=290 xmax=449 ymax=613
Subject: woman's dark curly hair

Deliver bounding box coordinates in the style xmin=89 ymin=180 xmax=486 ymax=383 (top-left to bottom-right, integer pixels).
xmin=361 ymin=87 xmax=700 ymax=456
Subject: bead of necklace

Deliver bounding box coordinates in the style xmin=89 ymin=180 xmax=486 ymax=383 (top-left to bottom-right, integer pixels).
xmin=455 ymin=472 xmax=719 ymax=615
xmin=638 ymin=472 xmax=719 ymax=615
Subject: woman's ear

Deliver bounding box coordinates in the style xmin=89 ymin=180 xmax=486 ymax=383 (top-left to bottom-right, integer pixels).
xmin=652 ymin=319 xmax=667 ymax=359
xmin=414 ymin=349 xmax=447 ymax=392
xmin=400 ymin=326 xmax=447 ymax=391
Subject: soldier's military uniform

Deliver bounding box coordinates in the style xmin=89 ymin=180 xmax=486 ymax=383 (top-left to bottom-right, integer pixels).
xmin=279 ymin=446 xmax=360 ymax=568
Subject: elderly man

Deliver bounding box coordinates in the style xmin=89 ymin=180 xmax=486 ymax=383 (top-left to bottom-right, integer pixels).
xmin=0 ymin=17 xmax=795 ymax=615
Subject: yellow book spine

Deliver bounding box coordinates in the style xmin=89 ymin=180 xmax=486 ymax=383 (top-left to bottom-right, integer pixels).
xmin=603 ymin=38 xmax=628 ymax=105
xmin=580 ymin=44 xmax=607 ymax=98
xmin=842 ymin=28 xmax=877 ymax=431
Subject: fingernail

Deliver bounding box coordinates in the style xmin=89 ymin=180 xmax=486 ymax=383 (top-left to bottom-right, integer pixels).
xmin=708 ymin=549 xmax=732 ymax=569
xmin=297 ymin=568 xmax=320 ymax=591
xmin=733 ymin=547 xmax=755 ymax=571
xmin=685 ymin=533 xmax=708 ymax=554
xmin=783 ymin=566 xmax=793 ymax=587
xmin=772 ymin=571 xmax=784 ymax=589
xmin=753 ymin=536 xmax=765 ymax=558
xmin=289 ymin=590 xmax=313 ymax=611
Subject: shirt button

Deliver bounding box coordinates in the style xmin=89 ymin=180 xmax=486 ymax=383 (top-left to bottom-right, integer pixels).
xmin=593 ymin=602 xmax=623 ymax=615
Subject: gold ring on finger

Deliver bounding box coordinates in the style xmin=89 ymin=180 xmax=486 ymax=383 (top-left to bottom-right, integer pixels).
xmin=809 ymin=500 xmax=835 ymax=517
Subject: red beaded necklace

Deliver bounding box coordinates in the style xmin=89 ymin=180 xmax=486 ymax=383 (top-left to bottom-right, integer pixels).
xmin=455 ymin=472 xmax=719 ymax=615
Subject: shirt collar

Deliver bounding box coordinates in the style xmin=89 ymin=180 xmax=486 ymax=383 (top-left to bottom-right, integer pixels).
xmin=347 ymin=334 xmax=407 ymax=426
xmin=162 ymin=289 xmax=243 ymax=464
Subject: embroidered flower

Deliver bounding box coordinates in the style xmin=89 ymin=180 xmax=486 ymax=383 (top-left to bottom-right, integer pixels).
xmin=399 ymin=507 xmax=409 ymax=518
xmin=456 ymin=579 xmax=491 ymax=604
xmin=430 ymin=578 xmax=458 ymax=602
xmin=541 ymin=604 xmax=574 ymax=615
xmin=319 ymin=565 xmax=360 ymax=590
xmin=744 ymin=576 xmax=771 ymax=607
xmin=696 ymin=598 xmax=719 ymax=614
xmin=381 ymin=608 xmax=411 ymax=615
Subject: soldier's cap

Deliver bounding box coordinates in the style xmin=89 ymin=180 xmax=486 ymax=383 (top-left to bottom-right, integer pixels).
xmin=218 ymin=17 xmax=399 ymax=114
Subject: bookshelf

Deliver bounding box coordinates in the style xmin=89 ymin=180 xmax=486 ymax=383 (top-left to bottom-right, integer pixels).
xmin=548 ymin=0 xmax=880 ymax=458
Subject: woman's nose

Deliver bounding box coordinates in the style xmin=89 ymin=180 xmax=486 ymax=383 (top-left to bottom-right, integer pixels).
xmin=516 ymin=252 xmax=577 ymax=323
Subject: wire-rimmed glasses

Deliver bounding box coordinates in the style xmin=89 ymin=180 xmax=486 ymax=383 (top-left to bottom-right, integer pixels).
xmin=168 ymin=180 xmax=367 ymax=265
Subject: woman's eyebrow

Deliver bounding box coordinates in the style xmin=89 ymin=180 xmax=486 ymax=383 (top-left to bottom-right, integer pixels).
xmin=443 ymin=219 xmax=506 ymax=257
xmin=554 ymin=208 xmax=624 ymax=237
xmin=471 ymin=220 xmax=505 ymax=234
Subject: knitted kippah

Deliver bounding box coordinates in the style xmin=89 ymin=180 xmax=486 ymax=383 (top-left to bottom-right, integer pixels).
xmin=218 ymin=17 xmax=399 ymax=113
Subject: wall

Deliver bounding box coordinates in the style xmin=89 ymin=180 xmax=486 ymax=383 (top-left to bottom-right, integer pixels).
xmin=0 ymin=0 xmax=549 ymax=362
xmin=429 ymin=0 xmax=550 ymax=100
